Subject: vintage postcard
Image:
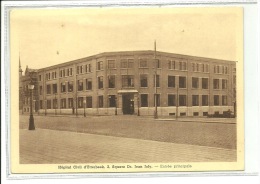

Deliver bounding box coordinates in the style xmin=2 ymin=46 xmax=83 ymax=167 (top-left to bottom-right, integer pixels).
xmin=10 ymin=7 xmax=244 ymax=173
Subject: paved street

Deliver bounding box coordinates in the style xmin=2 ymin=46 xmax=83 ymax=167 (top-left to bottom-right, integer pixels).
xmin=20 ymin=115 xmax=236 ymax=149
xmin=20 ymin=128 xmax=236 ymax=164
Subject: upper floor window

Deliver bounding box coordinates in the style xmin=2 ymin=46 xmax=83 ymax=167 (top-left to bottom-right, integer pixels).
xmin=154 ymin=75 xmax=160 ymax=87
xmin=122 ymin=75 xmax=134 ymax=88
xmin=108 ymin=60 xmax=116 ymax=69
xmin=121 ymin=59 xmax=134 ymax=68
xmin=202 ymin=78 xmax=209 ymax=89
xmin=61 ymin=82 xmax=66 ymax=93
xmin=192 ymin=77 xmax=199 ymax=89
xmin=139 ymin=59 xmax=148 ymax=68
xmin=213 ymin=79 xmax=220 ymax=89
xmin=77 ymin=79 xmax=83 ymax=91
xmin=168 ymin=60 xmax=176 ymax=70
xmin=108 ymin=75 xmax=115 ymax=88
xmin=46 ymin=84 xmax=51 ymax=94
xmin=154 ymin=59 xmax=161 ymax=69
xmin=38 ymin=75 xmax=42 ymax=81
xmin=97 ymin=61 xmax=103 ymax=70
xmin=179 ymin=61 xmax=187 ymax=71
xmin=68 ymin=81 xmax=73 ymax=92
xmin=98 ymin=76 xmax=103 ymax=89
xmin=168 ymin=76 xmax=175 ymax=88
xmin=140 ymin=74 xmax=148 ymax=87
xmin=77 ymin=65 xmax=83 ymax=74
xmin=202 ymin=64 xmax=209 ymax=73
xmin=52 ymin=84 xmax=57 ymax=94
xmin=86 ymin=79 xmax=92 ymax=90
xmin=179 ymin=76 xmax=186 ymax=88
xmin=222 ymin=79 xmax=228 ymax=89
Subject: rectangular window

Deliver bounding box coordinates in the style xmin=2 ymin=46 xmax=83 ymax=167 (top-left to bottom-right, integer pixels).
xmin=68 ymin=98 xmax=74 ymax=108
xmin=141 ymin=94 xmax=148 ymax=107
xmin=78 ymin=97 xmax=83 ymax=108
xmin=168 ymin=94 xmax=176 ymax=106
xmin=38 ymin=75 xmax=42 ymax=81
xmin=205 ymin=64 xmax=209 ymax=72
xmin=97 ymin=61 xmax=103 ymax=70
xmin=86 ymin=97 xmax=92 ymax=108
xmin=61 ymin=82 xmax=66 ymax=93
xmin=140 ymin=59 xmax=148 ymax=68
xmin=98 ymin=76 xmax=103 ymax=89
xmin=53 ymin=99 xmax=57 ymax=109
xmin=154 ymin=59 xmax=160 ymax=68
xmin=192 ymin=95 xmax=199 ymax=106
xmin=69 ymin=68 xmax=73 ymax=76
xmin=202 ymin=95 xmax=209 ymax=106
xmin=52 ymin=84 xmax=57 ymax=94
xmin=179 ymin=76 xmax=186 ymax=88
xmin=202 ymin=78 xmax=209 ymax=89
xmin=222 ymin=66 xmax=225 ymax=74
xmin=39 ymin=100 xmax=43 ymax=109
xmin=182 ymin=62 xmax=187 ymax=70
xmin=179 ymin=95 xmax=187 ymax=106
xmin=222 ymin=96 xmax=227 ymax=105
xmin=77 ymin=80 xmax=83 ymax=91
xmin=39 ymin=86 xmax=43 ymax=95
xmin=192 ymin=63 xmax=195 ymax=71
xmin=222 ymin=79 xmax=228 ymax=89
xmin=108 ymin=95 xmax=116 ymax=107
xmin=108 ymin=60 xmax=116 ymax=69
xmin=47 ymin=100 xmax=52 ymax=109
xmin=108 ymin=75 xmax=115 ymax=88
xmin=128 ymin=59 xmax=134 ymax=68
xmin=46 ymin=84 xmax=51 ymax=94
xmin=213 ymin=79 xmax=220 ymax=89
xmin=60 ymin=98 xmax=66 ymax=109
xmin=214 ymin=95 xmax=220 ymax=106
xmin=140 ymin=74 xmax=148 ymax=87
xmin=121 ymin=59 xmax=128 ymax=68
xmin=62 ymin=69 xmax=65 ymax=77
xmin=196 ymin=63 xmax=199 ymax=72
xmin=225 ymin=66 xmax=228 ymax=74
xmin=217 ymin=66 xmax=220 ymax=73
xmin=192 ymin=77 xmax=199 ymax=88
xmin=86 ymin=79 xmax=92 ymax=90
xmin=154 ymin=94 xmax=160 ymax=107
xmin=68 ymin=81 xmax=73 ymax=92
xmin=79 ymin=66 xmax=83 ymax=74
xmin=168 ymin=60 xmax=176 ymax=70
xmin=122 ymin=75 xmax=134 ymax=88
xmin=168 ymin=76 xmax=175 ymax=88
xmin=98 ymin=96 xmax=103 ymax=108
xmin=154 ymin=75 xmax=160 ymax=87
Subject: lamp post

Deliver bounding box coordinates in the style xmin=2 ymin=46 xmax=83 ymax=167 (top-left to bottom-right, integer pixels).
xmin=137 ymin=97 xmax=140 ymax=116
xmin=115 ymin=96 xmax=117 ymax=115
xmin=55 ymin=93 xmax=57 ymax=115
xmin=44 ymin=100 xmax=47 ymax=116
xmin=83 ymin=99 xmax=86 ymax=117
xmin=28 ymin=82 xmax=35 ymax=130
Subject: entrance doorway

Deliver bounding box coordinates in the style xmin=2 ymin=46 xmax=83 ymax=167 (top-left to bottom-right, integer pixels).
xmin=122 ymin=93 xmax=134 ymax=115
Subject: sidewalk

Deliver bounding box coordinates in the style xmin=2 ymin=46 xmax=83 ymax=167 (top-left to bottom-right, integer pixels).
xmin=20 ymin=128 xmax=236 ymax=164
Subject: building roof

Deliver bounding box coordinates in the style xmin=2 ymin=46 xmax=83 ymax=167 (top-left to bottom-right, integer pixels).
xmin=38 ymin=50 xmax=236 ymax=71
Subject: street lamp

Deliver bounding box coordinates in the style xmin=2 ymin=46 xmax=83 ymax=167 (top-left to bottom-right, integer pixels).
xmin=115 ymin=96 xmax=117 ymax=115
xmin=137 ymin=97 xmax=140 ymax=116
xmin=83 ymin=99 xmax=86 ymax=117
xmin=28 ymin=82 xmax=35 ymax=130
xmin=44 ymin=100 xmax=47 ymax=116
xmin=55 ymin=93 xmax=57 ymax=115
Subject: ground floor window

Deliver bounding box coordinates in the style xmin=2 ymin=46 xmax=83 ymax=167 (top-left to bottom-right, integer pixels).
xmin=109 ymin=95 xmax=116 ymax=107
xmin=86 ymin=97 xmax=92 ymax=108
xmin=78 ymin=97 xmax=84 ymax=108
xmin=222 ymin=95 xmax=227 ymax=105
xmin=202 ymin=95 xmax=209 ymax=106
xmin=47 ymin=100 xmax=52 ymax=109
xmin=214 ymin=95 xmax=220 ymax=106
xmin=192 ymin=95 xmax=199 ymax=106
xmin=179 ymin=95 xmax=187 ymax=106
xmin=68 ymin=98 xmax=74 ymax=108
xmin=193 ymin=112 xmax=199 ymax=116
xmin=39 ymin=100 xmax=43 ymax=109
xmin=98 ymin=96 xmax=103 ymax=108
xmin=53 ymin=99 xmax=58 ymax=109
xmin=60 ymin=99 xmax=66 ymax=109
xmin=168 ymin=94 xmax=176 ymax=106
xmin=141 ymin=94 xmax=148 ymax=107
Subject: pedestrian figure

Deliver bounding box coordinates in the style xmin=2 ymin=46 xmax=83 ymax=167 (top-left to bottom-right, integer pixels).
xmin=72 ymin=106 xmax=75 ymax=114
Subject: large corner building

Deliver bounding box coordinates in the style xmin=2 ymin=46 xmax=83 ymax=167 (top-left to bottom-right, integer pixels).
xmin=19 ymin=50 xmax=236 ymax=117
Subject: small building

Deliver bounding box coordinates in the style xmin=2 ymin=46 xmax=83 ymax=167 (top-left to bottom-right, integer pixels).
xmin=20 ymin=50 xmax=236 ymax=117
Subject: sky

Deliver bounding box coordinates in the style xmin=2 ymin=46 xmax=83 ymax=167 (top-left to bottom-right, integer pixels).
xmin=10 ymin=7 xmax=242 ymax=71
